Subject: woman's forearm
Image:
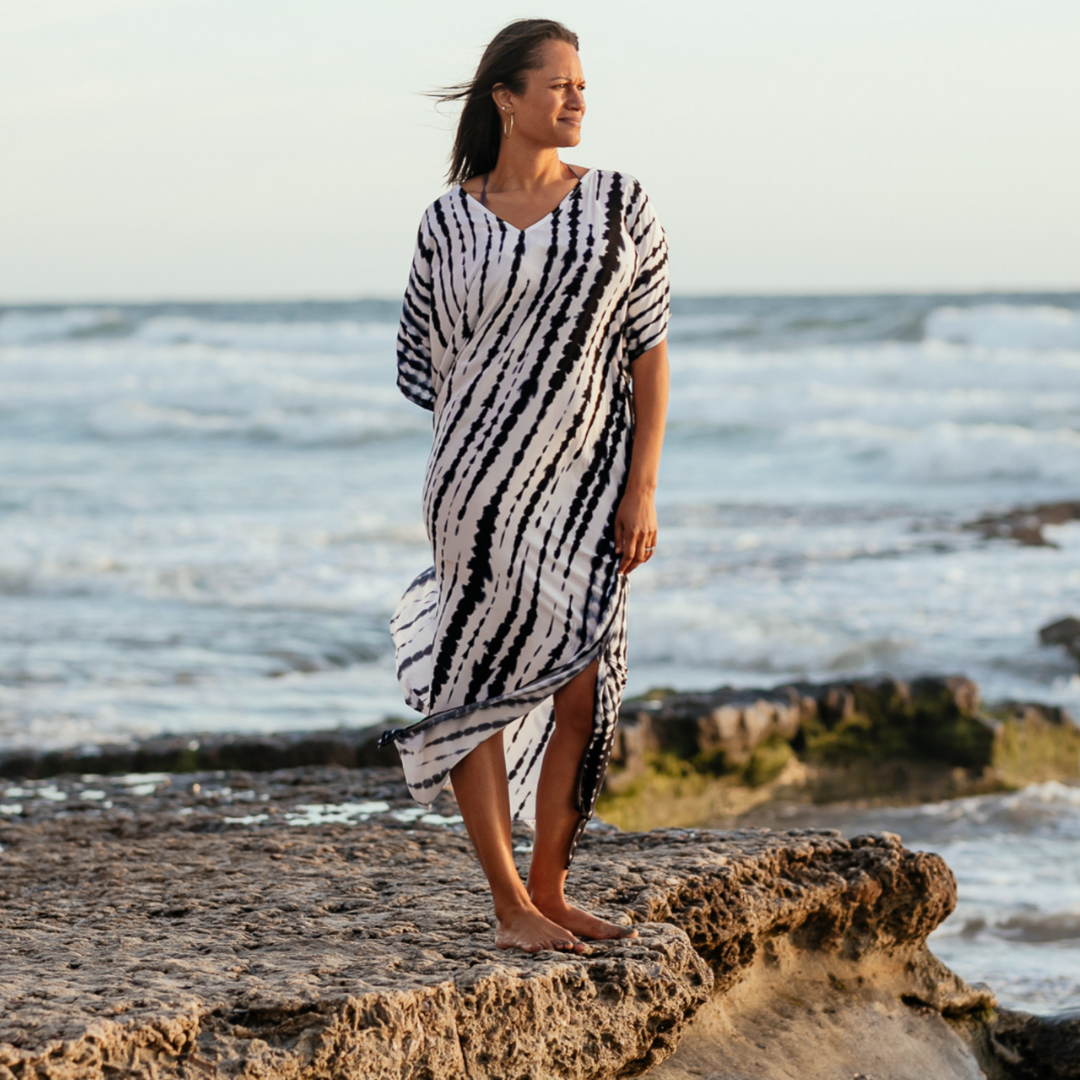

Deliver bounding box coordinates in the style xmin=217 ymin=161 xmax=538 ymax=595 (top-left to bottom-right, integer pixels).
xmin=626 ymin=339 xmax=669 ymax=494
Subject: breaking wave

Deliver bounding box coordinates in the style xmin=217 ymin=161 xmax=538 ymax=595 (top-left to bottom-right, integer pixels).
xmin=925 ymin=304 xmax=1080 ymax=351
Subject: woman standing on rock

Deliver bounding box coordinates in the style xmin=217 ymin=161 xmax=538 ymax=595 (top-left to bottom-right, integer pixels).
xmin=380 ymin=18 xmax=670 ymax=953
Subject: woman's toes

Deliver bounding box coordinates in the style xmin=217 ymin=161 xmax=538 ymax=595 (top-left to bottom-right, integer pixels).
xmin=495 ymin=909 xmax=587 ymax=954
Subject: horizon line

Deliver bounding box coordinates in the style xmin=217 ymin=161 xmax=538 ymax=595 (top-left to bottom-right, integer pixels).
xmin=3 ymin=286 xmax=1080 ymax=308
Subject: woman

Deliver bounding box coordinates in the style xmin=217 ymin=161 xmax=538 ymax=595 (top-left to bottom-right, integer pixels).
xmin=380 ymin=18 xmax=670 ymax=954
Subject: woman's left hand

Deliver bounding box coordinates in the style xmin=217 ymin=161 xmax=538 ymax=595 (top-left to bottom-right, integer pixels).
xmin=614 ymin=488 xmax=658 ymax=575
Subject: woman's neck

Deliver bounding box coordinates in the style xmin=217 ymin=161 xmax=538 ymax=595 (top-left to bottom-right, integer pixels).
xmin=486 ymin=145 xmax=567 ymax=191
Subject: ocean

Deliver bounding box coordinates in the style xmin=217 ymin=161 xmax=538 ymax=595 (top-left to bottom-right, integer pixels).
xmin=2 ymin=292 xmax=1079 ymax=1013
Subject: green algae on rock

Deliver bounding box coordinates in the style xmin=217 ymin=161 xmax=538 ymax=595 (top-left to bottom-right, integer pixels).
xmin=598 ymin=676 xmax=1080 ymax=832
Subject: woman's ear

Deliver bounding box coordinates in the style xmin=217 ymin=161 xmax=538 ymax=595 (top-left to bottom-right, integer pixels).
xmin=491 ymin=83 xmax=513 ymax=113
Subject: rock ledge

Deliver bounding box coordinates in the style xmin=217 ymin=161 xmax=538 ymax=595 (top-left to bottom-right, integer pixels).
xmin=0 ymin=766 xmax=1060 ymax=1079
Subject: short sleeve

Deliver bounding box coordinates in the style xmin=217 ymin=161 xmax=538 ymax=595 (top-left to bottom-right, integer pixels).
xmin=623 ymin=182 xmax=671 ymax=363
xmin=396 ymin=219 xmax=437 ymax=411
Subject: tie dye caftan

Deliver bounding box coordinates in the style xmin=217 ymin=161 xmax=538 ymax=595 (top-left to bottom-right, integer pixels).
xmin=379 ymin=168 xmax=670 ymax=862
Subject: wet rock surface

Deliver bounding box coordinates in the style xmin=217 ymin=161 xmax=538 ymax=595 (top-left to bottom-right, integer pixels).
xmin=0 ymin=727 xmax=403 ymax=782
xmin=988 ymin=1008 xmax=1080 ymax=1080
xmin=965 ymin=500 xmax=1080 ymax=548
xmin=1040 ymin=616 xmax=1080 ymax=668
xmin=0 ymin=765 xmax=1070 ymax=1079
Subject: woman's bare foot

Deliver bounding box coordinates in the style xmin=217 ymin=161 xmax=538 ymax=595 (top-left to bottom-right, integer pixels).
xmin=532 ymin=899 xmax=638 ymax=941
xmin=495 ymin=904 xmax=586 ymax=953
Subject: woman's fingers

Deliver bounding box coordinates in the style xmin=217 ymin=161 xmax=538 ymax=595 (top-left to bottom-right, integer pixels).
xmin=618 ymin=528 xmax=657 ymax=575
xmin=617 ymin=529 xmax=636 ymax=574
xmin=614 ymin=490 xmax=658 ymax=574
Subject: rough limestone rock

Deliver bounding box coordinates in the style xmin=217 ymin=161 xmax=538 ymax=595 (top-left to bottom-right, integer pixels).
xmin=600 ymin=676 xmax=1080 ymax=829
xmin=0 ymin=768 xmax=707 ymax=1080
xmin=614 ymin=675 xmax=996 ymax=778
xmin=0 ymin=765 xmax=1064 ymax=1079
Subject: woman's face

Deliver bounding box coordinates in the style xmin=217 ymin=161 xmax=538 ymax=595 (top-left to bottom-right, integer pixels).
xmin=498 ymin=40 xmax=586 ymax=148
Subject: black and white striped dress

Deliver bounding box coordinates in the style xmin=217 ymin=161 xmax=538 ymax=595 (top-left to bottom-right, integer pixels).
xmin=380 ymin=168 xmax=670 ymax=862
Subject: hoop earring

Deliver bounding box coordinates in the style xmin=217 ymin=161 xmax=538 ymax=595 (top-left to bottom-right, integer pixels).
xmin=502 ymin=111 xmax=514 ymax=139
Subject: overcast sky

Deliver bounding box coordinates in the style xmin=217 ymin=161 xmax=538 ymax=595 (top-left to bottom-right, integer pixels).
xmin=2 ymin=0 xmax=1078 ymax=301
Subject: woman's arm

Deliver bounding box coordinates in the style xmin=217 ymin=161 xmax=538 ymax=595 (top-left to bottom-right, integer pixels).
xmin=615 ymin=339 xmax=669 ymax=575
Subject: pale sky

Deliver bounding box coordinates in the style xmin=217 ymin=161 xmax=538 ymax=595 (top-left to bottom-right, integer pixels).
xmin=2 ymin=0 xmax=1078 ymax=301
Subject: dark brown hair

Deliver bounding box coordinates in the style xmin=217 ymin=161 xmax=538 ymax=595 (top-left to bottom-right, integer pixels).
xmin=435 ymin=19 xmax=579 ymax=186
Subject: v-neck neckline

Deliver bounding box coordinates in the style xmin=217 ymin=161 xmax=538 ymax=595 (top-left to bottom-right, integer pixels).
xmin=462 ymin=168 xmax=593 ymax=234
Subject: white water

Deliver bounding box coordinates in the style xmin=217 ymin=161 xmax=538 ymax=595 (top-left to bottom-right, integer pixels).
xmin=820 ymin=781 xmax=1080 ymax=1015
xmin=2 ymin=293 xmax=1079 ymax=1012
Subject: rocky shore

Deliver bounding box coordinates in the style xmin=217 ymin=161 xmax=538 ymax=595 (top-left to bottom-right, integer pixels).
xmin=2 ymin=765 xmax=1078 ymax=1079
xmin=7 ymin=671 xmax=1076 ymax=835
xmin=600 ymin=672 xmax=1080 ymax=832
xmin=2 ymin=669 xmax=1079 ymax=1078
